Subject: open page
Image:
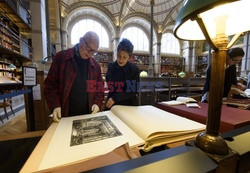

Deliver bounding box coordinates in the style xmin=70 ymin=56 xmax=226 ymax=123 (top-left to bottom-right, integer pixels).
xmin=176 ymin=97 xmax=197 ymax=103
xmin=161 ymin=97 xmax=197 ymax=106
xmin=111 ymin=105 xmax=205 ymax=151
xmin=244 ymin=89 xmax=250 ymax=96
xmin=161 ymin=100 xmax=185 ymax=106
xmin=38 ymin=111 xmax=144 ymax=171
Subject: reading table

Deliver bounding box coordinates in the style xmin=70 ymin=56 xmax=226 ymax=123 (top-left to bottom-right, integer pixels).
xmin=84 ymin=125 xmax=250 ymax=173
xmin=156 ymin=102 xmax=250 ymax=133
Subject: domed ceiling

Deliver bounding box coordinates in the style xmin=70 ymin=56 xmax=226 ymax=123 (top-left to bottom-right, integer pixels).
xmin=50 ymin=0 xmax=184 ymax=34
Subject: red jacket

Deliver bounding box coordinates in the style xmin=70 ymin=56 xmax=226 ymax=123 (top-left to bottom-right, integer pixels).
xmin=44 ymin=46 xmax=104 ymax=117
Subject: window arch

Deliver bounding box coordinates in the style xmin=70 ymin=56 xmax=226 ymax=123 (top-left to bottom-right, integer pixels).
xmin=71 ymin=19 xmax=109 ymax=48
xmin=161 ymin=33 xmax=180 ymax=55
xmin=121 ymin=27 xmax=149 ymax=52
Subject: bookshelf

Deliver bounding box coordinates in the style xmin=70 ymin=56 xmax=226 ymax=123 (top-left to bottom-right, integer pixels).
xmin=139 ymin=77 xmax=206 ymax=105
xmin=161 ymin=56 xmax=183 ymax=76
xmin=197 ymin=55 xmax=208 ymax=75
xmin=94 ymin=51 xmax=113 ymax=75
xmin=0 ymin=0 xmax=32 ymax=86
xmin=131 ymin=53 xmax=150 ymax=72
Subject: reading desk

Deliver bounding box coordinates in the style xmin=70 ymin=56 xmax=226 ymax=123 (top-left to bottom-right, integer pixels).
xmin=156 ymin=102 xmax=250 ymax=133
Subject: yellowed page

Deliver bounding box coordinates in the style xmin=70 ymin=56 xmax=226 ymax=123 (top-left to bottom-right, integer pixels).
xmin=38 ymin=110 xmax=144 ymax=171
xmin=111 ymin=105 xmax=205 ymax=142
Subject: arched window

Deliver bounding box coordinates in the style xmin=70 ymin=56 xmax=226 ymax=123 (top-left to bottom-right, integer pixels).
xmin=161 ymin=33 xmax=180 ymax=55
xmin=121 ymin=27 xmax=149 ymax=52
xmin=71 ymin=19 xmax=109 ymax=48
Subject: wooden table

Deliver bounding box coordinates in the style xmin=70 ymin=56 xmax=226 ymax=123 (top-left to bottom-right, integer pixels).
xmin=156 ymin=102 xmax=250 ymax=133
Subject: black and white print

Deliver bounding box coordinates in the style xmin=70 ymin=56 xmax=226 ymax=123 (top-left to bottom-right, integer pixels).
xmin=70 ymin=115 xmax=122 ymax=146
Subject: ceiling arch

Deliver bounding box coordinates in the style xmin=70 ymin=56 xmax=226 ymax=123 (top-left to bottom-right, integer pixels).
xmin=62 ymin=2 xmax=117 ymax=39
xmin=60 ymin=0 xmax=184 ymax=34
xmin=121 ymin=16 xmax=158 ymax=43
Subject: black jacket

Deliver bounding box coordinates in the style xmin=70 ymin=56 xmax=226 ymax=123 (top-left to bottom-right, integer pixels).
xmin=202 ymin=65 xmax=237 ymax=98
xmin=106 ymin=61 xmax=140 ymax=106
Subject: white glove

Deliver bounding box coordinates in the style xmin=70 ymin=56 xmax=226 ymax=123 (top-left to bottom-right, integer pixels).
xmin=91 ymin=104 xmax=100 ymax=114
xmin=52 ymin=107 xmax=61 ymax=122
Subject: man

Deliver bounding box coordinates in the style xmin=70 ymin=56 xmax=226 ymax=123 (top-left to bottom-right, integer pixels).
xmin=44 ymin=31 xmax=104 ymax=122
xmin=201 ymin=47 xmax=245 ymax=102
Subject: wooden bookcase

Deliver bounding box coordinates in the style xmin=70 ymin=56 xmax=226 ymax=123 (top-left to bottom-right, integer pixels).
xmin=130 ymin=53 xmax=150 ymax=72
xmin=139 ymin=77 xmax=206 ymax=105
xmin=197 ymin=55 xmax=208 ymax=75
xmin=161 ymin=56 xmax=183 ymax=76
xmin=94 ymin=51 xmax=113 ymax=75
xmin=0 ymin=0 xmax=32 ymax=84
xmin=0 ymin=0 xmax=33 ymax=123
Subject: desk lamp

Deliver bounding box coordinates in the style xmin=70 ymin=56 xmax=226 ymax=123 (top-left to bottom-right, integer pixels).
xmin=174 ymin=0 xmax=250 ymax=155
xmin=8 ymin=63 xmax=16 ymax=79
xmin=40 ymin=56 xmax=53 ymax=64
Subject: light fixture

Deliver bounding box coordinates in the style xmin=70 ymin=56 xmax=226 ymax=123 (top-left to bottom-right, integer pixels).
xmin=7 ymin=64 xmax=16 ymax=79
xmin=8 ymin=63 xmax=16 ymax=70
xmin=40 ymin=56 xmax=54 ymax=64
xmin=174 ymin=0 xmax=250 ymax=155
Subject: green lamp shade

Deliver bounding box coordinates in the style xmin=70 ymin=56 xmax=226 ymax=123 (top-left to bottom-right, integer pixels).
xmin=178 ymin=71 xmax=186 ymax=78
xmin=140 ymin=70 xmax=148 ymax=77
xmin=174 ymin=0 xmax=250 ymax=41
xmin=8 ymin=64 xmax=16 ymax=69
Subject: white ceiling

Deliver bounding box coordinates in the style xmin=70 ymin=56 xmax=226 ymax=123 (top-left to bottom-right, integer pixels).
xmin=58 ymin=0 xmax=183 ymax=32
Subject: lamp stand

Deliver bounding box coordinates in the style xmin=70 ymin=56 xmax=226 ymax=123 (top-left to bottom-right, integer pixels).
xmin=195 ymin=48 xmax=229 ymax=155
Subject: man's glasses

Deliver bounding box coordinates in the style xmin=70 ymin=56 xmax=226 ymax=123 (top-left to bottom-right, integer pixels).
xmin=83 ymin=38 xmax=98 ymax=55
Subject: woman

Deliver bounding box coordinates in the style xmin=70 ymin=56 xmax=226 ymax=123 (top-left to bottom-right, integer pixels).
xmin=201 ymin=47 xmax=245 ymax=102
xmin=105 ymin=38 xmax=140 ymax=109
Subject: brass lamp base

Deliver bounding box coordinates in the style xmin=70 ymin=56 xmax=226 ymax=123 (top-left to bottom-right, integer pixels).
xmin=195 ymin=131 xmax=229 ymax=155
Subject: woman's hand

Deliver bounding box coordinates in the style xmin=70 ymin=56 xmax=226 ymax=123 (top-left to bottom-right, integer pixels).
xmin=106 ymin=98 xmax=115 ymax=108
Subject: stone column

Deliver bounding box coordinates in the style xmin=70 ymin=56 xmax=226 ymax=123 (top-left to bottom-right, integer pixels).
xmin=193 ymin=41 xmax=203 ymax=73
xmin=30 ymin=0 xmax=48 ymax=71
xmin=241 ymin=31 xmax=250 ymax=76
xmin=154 ymin=42 xmax=161 ymax=76
xmin=26 ymin=0 xmax=50 ymax=130
xmin=182 ymin=41 xmax=189 ymax=72
xmin=148 ymin=0 xmax=154 ymax=77
xmin=62 ymin=30 xmax=67 ymax=50
xmin=190 ymin=41 xmax=196 ymax=72
xmin=49 ymin=0 xmax=62 ymax=52
xmin=112 ymin=37 xmax=120 ymax=61
xmin=182 ymin=41 xmax=194 ymax=74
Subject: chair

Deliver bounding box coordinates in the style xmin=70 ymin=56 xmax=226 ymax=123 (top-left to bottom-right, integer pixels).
xmin=0 ymin=97 xmax=15 ymax=123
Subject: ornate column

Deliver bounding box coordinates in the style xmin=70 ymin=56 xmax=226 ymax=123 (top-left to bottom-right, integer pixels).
xmin=49 ymin=0 xmax=62 ymax=52
xmin=182 ymin=41 xmax=194 ymax=73
xmin=112 ymin=37 xmax=120 ymax=61
xmin=62 ymin=30 xmax=67 ymax=50
xmin=241 ymin=31 xmax=250 ymax=76
xmin=30 ymin=0 xmax=48 ymax=71
xmin=26 ymin=0 xmax=50 ymax=131
xmin=148 ymin=0 xmax=154 ymax=77
xmin=154 ymin=42 xmax=161 ymax=76
xmin=112 ymin=26 xmax=120 ymax=61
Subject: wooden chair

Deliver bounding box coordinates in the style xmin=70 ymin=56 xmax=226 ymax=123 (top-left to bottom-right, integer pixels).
xmin=0 ymin=98 xmax=15 ymax=123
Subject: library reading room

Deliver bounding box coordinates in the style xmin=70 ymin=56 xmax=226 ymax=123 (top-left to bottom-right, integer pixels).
xmin=0 ymin=0 xmax=250 ymax=172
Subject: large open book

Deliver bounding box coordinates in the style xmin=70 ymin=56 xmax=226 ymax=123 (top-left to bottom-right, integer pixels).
xmin=38 ymin=105 xmax=205 ymax=171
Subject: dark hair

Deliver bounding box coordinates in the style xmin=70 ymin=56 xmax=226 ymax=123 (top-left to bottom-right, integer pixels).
xmin=117 ymin=38 xmax=134 ymax=55
xmin=227 ymin=47 xmax=245 ymax=58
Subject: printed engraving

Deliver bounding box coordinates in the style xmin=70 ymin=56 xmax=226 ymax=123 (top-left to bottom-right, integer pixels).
xmin=70 ymin=115 xmax=122 ymax=146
